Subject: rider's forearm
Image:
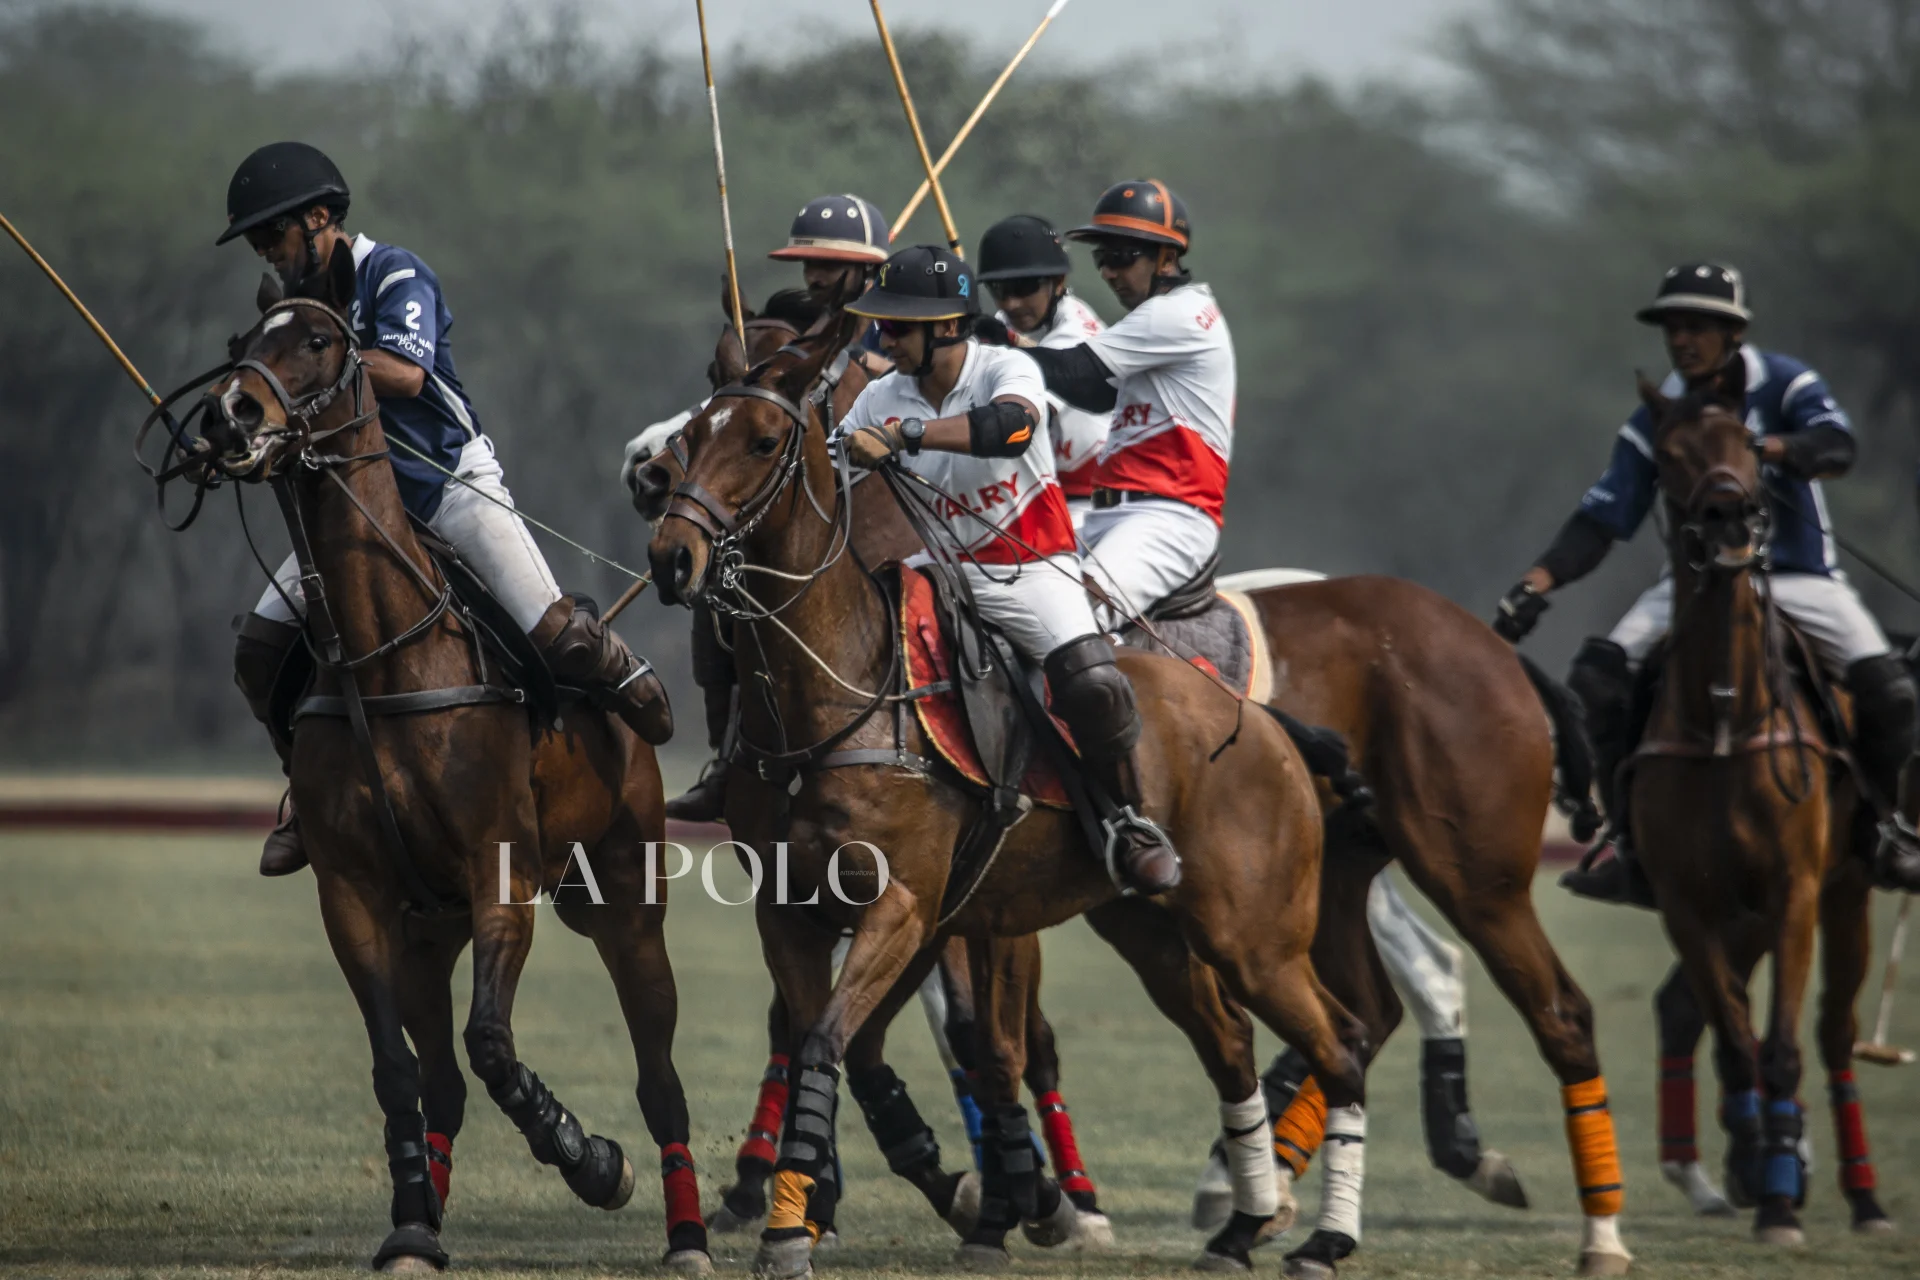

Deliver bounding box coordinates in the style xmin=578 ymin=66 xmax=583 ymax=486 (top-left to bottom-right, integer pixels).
xmin=1534 ymin=511 xmax=1615 ymax=590
xmin=1777 ymin=424 xmax=1854 ymax=480
xmin=917 ymin=415 xmax=974 ymax=453
xmin=1022 ymin=343 xmax=1119 ymax=413
xmin=363 ymin=349 xmax=427 ymax=398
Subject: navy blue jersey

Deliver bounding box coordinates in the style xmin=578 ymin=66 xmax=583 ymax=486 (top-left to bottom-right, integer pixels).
xmin=1579 ymin=345 xmax=1850 ymax=575
xmin=347 ymin=235 xmax=482 ymax=520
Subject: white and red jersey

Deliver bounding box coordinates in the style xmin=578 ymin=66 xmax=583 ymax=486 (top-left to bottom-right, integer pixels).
xmin=839 ymin=341 xmax=1076 ymax=565
xmin=1082 ymin=281 xmax=1235 ymax=525
xmin=999 ymin=291 xmax=1109 ymax=499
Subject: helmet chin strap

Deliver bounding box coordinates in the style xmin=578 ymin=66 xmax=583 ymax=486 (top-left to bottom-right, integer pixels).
xmin=913 ymin=321 xmax=969 ymax=379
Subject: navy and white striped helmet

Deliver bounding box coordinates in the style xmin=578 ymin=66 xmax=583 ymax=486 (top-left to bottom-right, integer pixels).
xmin=768 ymin=194 xmax=891 ymax=264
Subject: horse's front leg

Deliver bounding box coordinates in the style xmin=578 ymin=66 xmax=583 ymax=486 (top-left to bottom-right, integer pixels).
xmin=1753 ymin=869 xmax=1820 ymax=1245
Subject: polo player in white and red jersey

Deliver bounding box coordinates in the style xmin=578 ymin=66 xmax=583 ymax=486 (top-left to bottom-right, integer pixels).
xmin=840 ymin=244 xmax=1182 ymax=894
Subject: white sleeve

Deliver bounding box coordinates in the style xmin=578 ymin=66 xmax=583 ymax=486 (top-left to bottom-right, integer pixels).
xmin=979 ymin=347 xmax=1048 ymax=411
xmin=1083 ymin=295 xmax=1209 ymax=379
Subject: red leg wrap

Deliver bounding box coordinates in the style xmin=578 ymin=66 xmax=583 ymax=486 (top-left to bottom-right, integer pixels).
xmin=425 ymin=1132 xmax=453 ymax=1209
xmin=1036 ymin=1091 xmax=1095 ymax=1197
xmin=1828 ymin=1071 xmax=1876 ymax=1192
xmin=741 ymin=1054 xmax=790 ymax=1167
xmin=1657 ymin=1055 xmax=1698 ymax=1165
xmin=661 ymin=1142 xmax=703 ymax=1230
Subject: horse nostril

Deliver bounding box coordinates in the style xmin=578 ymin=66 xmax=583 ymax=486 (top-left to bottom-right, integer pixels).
xmin=672 ymin=545 xmax=694 ymax=593
xmin=225 ymin=391 xmax=264 ymax=434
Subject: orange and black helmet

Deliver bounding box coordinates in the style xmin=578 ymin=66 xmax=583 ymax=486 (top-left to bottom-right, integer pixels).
xmin=1066 ymin=179 xmax=1190 ymax=251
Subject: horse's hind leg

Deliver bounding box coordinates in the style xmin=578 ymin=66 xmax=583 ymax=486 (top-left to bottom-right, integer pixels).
xmin=1084 ymin=898 xmax=1281 ymax=1268
xmin=467 ymin=856 xmax=635 ymax=1214
xmin=559 ymin=887 xmax=713 ymax=1273
xmin=1652 ymin=963 xmax=1735 ymax=1215
xmin=315 ymin=875 xmax=449 ymax=1272
xmin=1816 ymin=865 xmax=1894 ymax=1232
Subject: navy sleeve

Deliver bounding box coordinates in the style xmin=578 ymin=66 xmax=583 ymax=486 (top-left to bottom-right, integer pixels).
xmin=1779 ymin=366 xmax=1851 ymax=435
xmin=367 ymin=252 xmax=440 ymax=371
xmin=1577 ymin=410 xmax=1659 ymax=540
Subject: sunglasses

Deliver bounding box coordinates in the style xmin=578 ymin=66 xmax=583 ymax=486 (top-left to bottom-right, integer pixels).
xmin=987 ymin=277 xmax=1051 ymax=301
xmin=873 ymin=318 xmax=922 ymax=339
xmin=1091 ymin=245 xmax=1148 ymax=271
xmin=243 ymin=216 xmax=297 ymax=251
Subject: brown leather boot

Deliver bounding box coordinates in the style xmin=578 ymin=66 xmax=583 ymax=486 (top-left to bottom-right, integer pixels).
xmin=1044 ymin=635 xmax=1181 ymax=895
xmin=531 ymin=597 xmax=674 ymax=745
xmin=234 ymin=613 xmax=309 ymax=878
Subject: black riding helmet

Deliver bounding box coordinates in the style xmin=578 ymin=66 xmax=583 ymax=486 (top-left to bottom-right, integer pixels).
xmin=1066 ymin=179 xmax=1191 ymax=251
xmin=976 ymin=215 xmax=1072 ymax=281
xmin=846 ymin=246 xmax=977 ymax=377
xmin=217 ymin=141 xmax=350 ymax=246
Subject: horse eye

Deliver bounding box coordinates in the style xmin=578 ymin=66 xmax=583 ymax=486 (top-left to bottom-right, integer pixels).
xmin=307 ymin=333 xmax=330 ymax=351
xmin=753 ymin=435 xmax=781 ymax=456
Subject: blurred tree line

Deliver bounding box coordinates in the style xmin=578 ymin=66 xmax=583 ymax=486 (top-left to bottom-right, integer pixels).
xmin=2 ymin=0 xmax=1916 ymax=766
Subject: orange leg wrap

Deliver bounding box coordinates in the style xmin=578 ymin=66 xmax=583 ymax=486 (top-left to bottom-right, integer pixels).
xmin=1270 ymin=1076 xmax=1327 ymax=1178
xmin=767 ymin=1167 xmax=821 ymax=1242
xmin=1562 ymin=1075 xmax=1625 ymax=1216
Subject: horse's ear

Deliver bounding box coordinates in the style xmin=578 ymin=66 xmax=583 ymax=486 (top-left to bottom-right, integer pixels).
xmin=719 ymin=275 xmax=758 ymax=326
xmin=1636 ymin=371 xmax=1669 ymax=419
xmin=713 ymin=325 xmax=749 ymax=386
xmin=256 ymin=271 xmax=284 ymax=313
xmin=775 ymin=312 xmax=858 ymax=402
xmin=323 ymin=239 xmax=357 ymax=313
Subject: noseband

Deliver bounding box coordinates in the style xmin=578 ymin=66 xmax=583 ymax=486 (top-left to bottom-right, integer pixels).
xmin=1678 ymin=462 xmax=1770 ymax=573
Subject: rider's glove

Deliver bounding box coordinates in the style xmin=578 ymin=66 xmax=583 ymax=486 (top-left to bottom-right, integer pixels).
xmin=845 ymin=420 xmax=908 ymax=469
xmin=1492 ymin=581 xmax=1549 ymax=643
xmin=972 ymin=315 xmax=1016 ymax=347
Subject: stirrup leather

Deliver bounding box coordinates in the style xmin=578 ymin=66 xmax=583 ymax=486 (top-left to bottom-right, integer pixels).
xmin=1101 ymin=805 xmax=1178 ymax=895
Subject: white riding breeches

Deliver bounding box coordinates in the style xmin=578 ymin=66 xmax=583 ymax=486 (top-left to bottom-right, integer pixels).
xmin=903 ymin=553 xmax=1102 ymax=666
xmin=1081 ymin=498 xmax=1221 ymax=633
xmin=1608 ymin=571 xmax=1889 ymax=680
xmin=255 ymin=435 xmax=563 ymax=634
xmin=1368 ymin=872 xmax=1466 ymax=1040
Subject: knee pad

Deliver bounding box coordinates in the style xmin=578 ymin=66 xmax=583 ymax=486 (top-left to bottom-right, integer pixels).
xmin=1044 ymin=634 xmax=1140 ymax=760
xmin=1848 ymin=654 xmax=1917 ymax=727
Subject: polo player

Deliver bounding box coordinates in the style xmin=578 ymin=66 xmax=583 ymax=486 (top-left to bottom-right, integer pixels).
xmin=839 ymin=244 xmax=1182 ymax=894
xmin=660 ymin=194 xmax=894 ymax=823
xmin=973 ymin=214 xmax=1109 ymax=529
xmin=219 ymin=141 xmax=672 ymax=876
xmin=1002 ymin=180 xmax=1232 ymax=630
xmin=1493 ymin=262 xmax=1920 ymax=901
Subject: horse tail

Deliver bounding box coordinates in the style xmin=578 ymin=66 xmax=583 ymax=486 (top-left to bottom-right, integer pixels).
xmin=1517 ymin=652 xmax=1603 ymax=842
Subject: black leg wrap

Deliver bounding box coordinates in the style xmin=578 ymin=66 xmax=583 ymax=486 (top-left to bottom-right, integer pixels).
xmin=990 ymin=1104 xmax=1041 ymax=1222
xmin=1261 ymin=1048 xmax=1311 ymax=1123
xmin=1721 ymin=1104 xmax=1763 ymax=1209
xmin=385 ymin=1112 xmax=443 ymax=1231
xmin=769 ymin=1065 xmax=839 ymax=1237
xmin=1286 ymin=1228 xmax=1357 ymax=1269
xmin=1204 ymin=1209 xmax=1271 ymax=1269
xmin=1419 ymin=1038 xmax=1485 ymax=1179
xmin=848 ymin=1063 xmax=942 ymax=1178
xmin=964 ymin=1108 xmax=1021 ymax=1246
xmin=488 ymin=1062 xmax=628 ymax=1207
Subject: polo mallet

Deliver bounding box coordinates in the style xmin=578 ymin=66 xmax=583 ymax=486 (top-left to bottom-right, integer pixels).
xmin=3 ymin=211 xmax=167 ymax=409
xmin=599 ymin=573 xmax=654 ymax=626
xmin=694 ymin=0 xmax=748 ymax=344
xmin=1855 ymin=892 xmax=1916 ymax=1066
xmin=891 ymin=0 xmax=1074 ymax=240
xmin=868 ymin=0 xmax=966 ymax=258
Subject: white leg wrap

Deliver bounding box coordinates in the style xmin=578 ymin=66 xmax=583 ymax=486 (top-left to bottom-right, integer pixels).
xmin=1221 ymin=1090 xmax=1279 ymax=1217
xmin=1318 ymin=1104 xmax=1367 ymax=1244
xmin=1581 ymin=1213 xmax=1629 ymax=1262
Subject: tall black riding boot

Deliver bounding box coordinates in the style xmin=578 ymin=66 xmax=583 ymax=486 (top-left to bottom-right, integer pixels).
xmin=1561 ymin=637 xmax=1657 ymax=908
xmin=667 ymin=685 xmax=736 ymax=822
xmin=233 ymin=611 xmax=307 ymax=877
xmin=1849 ymin=654 xmax=1920 ymax=891
xmin=1044 ymin=634 xmax=1180 ymax=894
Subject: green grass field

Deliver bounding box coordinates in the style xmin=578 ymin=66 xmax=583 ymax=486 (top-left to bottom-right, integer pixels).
xmin=2 ymin=832 xmax=1917 ymax=1278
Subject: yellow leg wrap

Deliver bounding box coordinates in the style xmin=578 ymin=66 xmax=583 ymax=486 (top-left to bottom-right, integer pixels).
xmin=768 ymin=1167 xmax=821 ymax=1241
xmin=1271 ymin=1076 xmax=1327 ymax=1178
xmin=1562 ymin=1076 xmax=1624 ymax=1216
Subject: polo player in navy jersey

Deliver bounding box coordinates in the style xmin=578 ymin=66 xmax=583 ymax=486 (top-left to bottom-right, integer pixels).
xmin=219 ymin=141 xmax=672 ymax=877
xmin=1493 ymin=263 xmax=1920 ymax=901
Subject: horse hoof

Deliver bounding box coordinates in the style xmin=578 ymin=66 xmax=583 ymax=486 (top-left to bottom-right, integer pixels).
xmin=1754 ymin=1225 xmax=1805 ymax=1248
xmin=1854 ymin=1217 xmax=1896 ymax=1236
xmin=1660 ymin=1160 xmax=1734 ymax=1217
xmin=752 ymin=1234 xmax=814 ymax=1280
xmin=1253 ymin=1204 xmax=1296 ymax=1249
xmin=1070 ymin=1209 xmax=1116 ymax=1250
xmin=1021 ymin=1192 xmax=1079 ymax=1248
xmin=1466 ymin=1150 xmax=1529 ymax=1209
xmin=813 ymin=1229 xmax=842 ymax=1253
xmin=602 ymin=1154 xmax=637 ymax=1211
xmin=373 ymin=1223 xmax=449 ymax=1273
xmin=1279 ymin=1259 xmax=1334 ymax=1280
xmin=708 ymin=1191 xmax=765 ymax=1234
xmin=946 ymin=1171 xmax=982 ymax=1237
xmin=955 ymin=1242 xmax=1011 ymax=1272
xmin=1577 ymin=1249 xmax=1632 ymax=1277
xmin=1194 ymin=1249 xmax=1252 ymax=1273
xmin=663 ymin=1249 xmax=716 ymax=1276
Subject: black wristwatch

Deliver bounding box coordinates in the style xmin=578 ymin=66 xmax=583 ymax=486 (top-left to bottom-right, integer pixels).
xmin=899 ymin=416 xmax=926 ymax=456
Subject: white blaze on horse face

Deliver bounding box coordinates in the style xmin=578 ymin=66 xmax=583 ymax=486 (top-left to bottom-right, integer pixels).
xmin=707 ymin=405 xmax=734 ymax=439
xmin=261 ymin=311 xmax=295 ymax=333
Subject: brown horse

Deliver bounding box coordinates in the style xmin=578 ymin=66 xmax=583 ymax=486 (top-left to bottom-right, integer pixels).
xmin=197 ymin=247 xmax=711 ymax=1273
xmin=1625 ymin=366 xmax=1891 ymax=1244
xmin=648 ymin=329 xmax=1373 ymax=1279
xmin=640 ymin=313 xmax=1110 ymax=1247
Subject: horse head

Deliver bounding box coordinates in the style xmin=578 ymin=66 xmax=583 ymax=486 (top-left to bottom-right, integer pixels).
xmin=647 ymin=315 xmax=858 ymax=605
xmin=1640 ymin=360 xmax=1768 ymax=573
xmin=203 ymin=240 xmax=367 ymax=482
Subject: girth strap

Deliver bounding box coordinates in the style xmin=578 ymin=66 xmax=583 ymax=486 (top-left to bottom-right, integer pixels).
xmin=295 ymin=683 xmax=523 ymax=722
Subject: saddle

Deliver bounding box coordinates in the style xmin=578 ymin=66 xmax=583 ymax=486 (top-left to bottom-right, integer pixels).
xmin=264 ymin=522 xmax=581 ymax=745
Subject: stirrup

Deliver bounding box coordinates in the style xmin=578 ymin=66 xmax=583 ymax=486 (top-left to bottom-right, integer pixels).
xmin=1101 ymin=806 xmax=1178 ymax=896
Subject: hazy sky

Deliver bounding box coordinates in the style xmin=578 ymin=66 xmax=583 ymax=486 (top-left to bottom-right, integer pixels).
xmin=134 ymin=0 xmax=1491 ymax=85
